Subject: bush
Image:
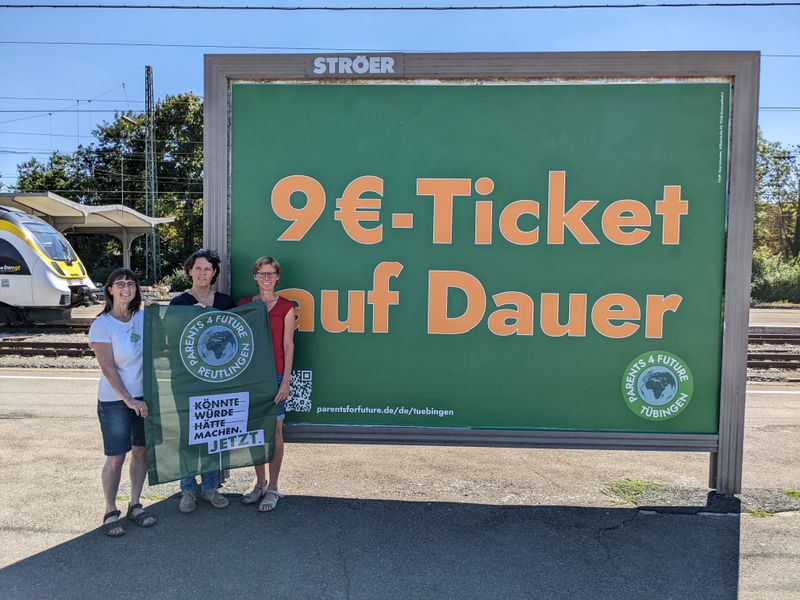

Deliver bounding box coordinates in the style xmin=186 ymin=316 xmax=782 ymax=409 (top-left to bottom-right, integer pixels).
xmin=751 ymin=250 xmax=800 ymax=303
xmin=161 ymin=267 xmax=190 ymax=292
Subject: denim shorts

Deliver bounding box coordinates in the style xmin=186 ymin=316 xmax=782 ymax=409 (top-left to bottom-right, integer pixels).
xmin=276 ymin=375 xmax=286 ymax=422
xmin=97 ymin=399 xmax=146 ymax=456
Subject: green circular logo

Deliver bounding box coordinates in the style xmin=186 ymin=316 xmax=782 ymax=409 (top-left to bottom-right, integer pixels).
xmin=621 ymin=351 xmax=693 ymax=421
xmin=179 ymin=311 xmax=254 ymax=383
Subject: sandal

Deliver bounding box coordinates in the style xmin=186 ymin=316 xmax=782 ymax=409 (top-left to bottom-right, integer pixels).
xmin=126 ymin=503 xmax=157 ymax=527
xmin=103 ymin=510 xmax=125 ymax=537
xmin=258 ymin=489 xmax=284 ymax=512
xmin=242 ymin=482 xmax=268 ymax=505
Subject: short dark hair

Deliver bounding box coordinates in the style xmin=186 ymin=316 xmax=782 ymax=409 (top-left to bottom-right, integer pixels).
xmin=100 ymin=268 xmax=142 ymax=315
xmin=184 ymin=248 xmax=221 ymax=285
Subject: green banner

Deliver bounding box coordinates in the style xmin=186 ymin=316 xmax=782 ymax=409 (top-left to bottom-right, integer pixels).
xmin=143 ymin=303 xmax=278 ymax=485
xmin=229 ymin=81 xmax=730 ymax=435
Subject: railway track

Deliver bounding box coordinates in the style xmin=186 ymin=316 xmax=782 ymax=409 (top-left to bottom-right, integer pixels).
xmin=1 ymin=323 xmax=90 ymax=334
xmin=0 ymin=340 xmax=94 ymax=358
xmin=747 ymin=352 xmax=800 ymax=369
xmin=748 ymin=333 xmax=800 ymax=345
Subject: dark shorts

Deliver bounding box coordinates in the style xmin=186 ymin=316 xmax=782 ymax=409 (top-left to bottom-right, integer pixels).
xmin=97 ymin=399 xmax=146 ymax=456
xmin=276 ymin=399 xmax=286 ymax=421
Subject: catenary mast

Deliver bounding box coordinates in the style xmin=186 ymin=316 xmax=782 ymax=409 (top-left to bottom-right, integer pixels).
xmin=144 ymin=65 xmax=159 ymax=283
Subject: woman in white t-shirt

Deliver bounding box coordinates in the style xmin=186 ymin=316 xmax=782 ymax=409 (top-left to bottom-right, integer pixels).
xmin=88 ymin=268 xmax=157 ymax=537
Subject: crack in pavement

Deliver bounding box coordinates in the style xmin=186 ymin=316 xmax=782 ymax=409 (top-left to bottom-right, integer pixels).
xmin=593 ymin=513 xmax=640 ymax=585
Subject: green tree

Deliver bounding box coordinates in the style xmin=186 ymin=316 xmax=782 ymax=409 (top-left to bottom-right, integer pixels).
xmin=751 ymin=132 xmax=800 ymax=303
xmin=754 ymin=132 xmax=800 ymax=259
xmin=14 ymin=93 xmax=204 ymax=284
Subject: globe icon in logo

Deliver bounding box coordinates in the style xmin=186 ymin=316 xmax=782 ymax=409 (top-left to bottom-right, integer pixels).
xmin=636 ymin=366 xmax=678 ymax=406
xmin=197 ymin=325 xmax=238 ymax=366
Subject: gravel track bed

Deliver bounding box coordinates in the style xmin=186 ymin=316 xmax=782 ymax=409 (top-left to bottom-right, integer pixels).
xmin=0 ymin=355 xmax=98 ymax=369
xmin=748 ymin=342 xmax=800 ymax=382
xmin=0 ymin=331 xmax=96 ymax=369
xmin=0 ymin=331 xmax=90 ymax=343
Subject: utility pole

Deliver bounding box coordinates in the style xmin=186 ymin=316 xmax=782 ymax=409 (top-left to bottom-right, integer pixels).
xmin=120 ymin=114 xmax=137 ymax=208
xmin=144 ymin=65 xmax=160 ymax=283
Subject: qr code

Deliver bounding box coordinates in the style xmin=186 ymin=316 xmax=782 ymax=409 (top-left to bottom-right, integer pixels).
xmin=287 ymin=370 xmax=312 ymax=412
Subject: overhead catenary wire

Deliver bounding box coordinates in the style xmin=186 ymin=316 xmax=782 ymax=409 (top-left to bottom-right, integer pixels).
xmin=0 ymin=114 xmax=51 ymax=125
xmin=0 ymin=96 xmax=146 ymax=103
xmin=0 ymin=131 xmax=205 ymax=144
xmin=2 ymin=107 xmax=798 ymax=113
xmin=5 ymin=188 xmax=203 ymax=196
xmin=0 ymin=150 xmax=204 ymax=163
xmin=0 ymin=110 xmax=142 ymax=113
xmin=0 ymin=40 xmax=392 ymax=52
xmin=1 ymin=2 xmax=800 ymax=10
xmin=1 ymin=40 xmax=799 ymax=57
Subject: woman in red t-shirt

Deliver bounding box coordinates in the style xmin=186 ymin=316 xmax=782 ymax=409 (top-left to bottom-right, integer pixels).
xmin=238 ymin=256 xmax=296 ymax=512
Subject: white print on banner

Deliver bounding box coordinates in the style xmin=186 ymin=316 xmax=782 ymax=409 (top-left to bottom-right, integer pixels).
xmin=179 ymin=311 xmax=255 ymax=383
xmin=207 ymin=429 xmax=265 ymax=454
xmin=188 ymin=391 xmax=250 ymax=446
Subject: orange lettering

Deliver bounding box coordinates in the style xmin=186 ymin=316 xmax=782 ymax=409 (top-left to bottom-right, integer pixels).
xmin=334 ymin=176 xmax=383 ymax=244
xmin=271 ymin=175 xmax=326 ymax=241
xmin=320 ymin=290 xmax=366 ymax=333
xmin=591 ymin=293 xmax=640 ymax=339
xmin=278 ymin=288 xmax=314 ymax=332
xmin=645 ymin=294 xmax=683 ymax=338
xmin=655 ymin=185 xmax=688 ymax=245
xmin=417 ymin=178 xmax=472 ymax=244
xmin=540 ymin=293 xmax=587 ymax=337
xmin=488 ymin=292 xmax=534 ymax=336
xmin=499 ymin=200 xmax=540 ymax=245
xmin=601 ymin=200 xmax=651 ymax=246
xmin=367 ymin=261 xmax=404 ymax=333
xmin=428 ymin=271 xmax=486 ymax=334
xmin=546 ymin=171 xmax=599 ymax=245
xmin=475 ymin=201 xmax=493 ymax=245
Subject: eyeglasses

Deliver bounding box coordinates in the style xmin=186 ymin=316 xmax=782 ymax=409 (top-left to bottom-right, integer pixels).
xmin=255 ymin=271 xmax=278 ymax=279
xmin=111 ymin=281 xmax=137 ymax=289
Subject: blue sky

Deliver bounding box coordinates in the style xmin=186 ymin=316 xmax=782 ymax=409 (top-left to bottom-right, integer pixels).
xmin=1 ymin=1 xmax=798 ymax=189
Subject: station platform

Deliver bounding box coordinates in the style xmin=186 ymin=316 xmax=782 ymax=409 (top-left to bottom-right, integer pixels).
xmin=749 ymin=308 xmax=800 ymax=335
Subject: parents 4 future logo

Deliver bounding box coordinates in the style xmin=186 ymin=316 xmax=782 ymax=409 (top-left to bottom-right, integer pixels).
xmin=622 ymin=351 xmax=694 ymax=421
xmin=180 ymin=311 xmax=254 ymax=383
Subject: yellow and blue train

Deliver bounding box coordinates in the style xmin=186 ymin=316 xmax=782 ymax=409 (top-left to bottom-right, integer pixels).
xmin=0 ymin=205 xmax=96 ymax=322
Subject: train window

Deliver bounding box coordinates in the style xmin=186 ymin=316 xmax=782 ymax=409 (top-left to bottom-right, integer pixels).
xmin=25 ymin=223 xmax=76 ymax=262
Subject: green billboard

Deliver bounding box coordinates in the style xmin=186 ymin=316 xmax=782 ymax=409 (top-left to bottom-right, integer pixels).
xmin=229 ymin=81 xmax=727 ymax=433
xmin=205 ymin=53 xmax=758 ymax=494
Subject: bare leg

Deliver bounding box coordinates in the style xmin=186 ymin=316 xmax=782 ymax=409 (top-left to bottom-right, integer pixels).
xmin=267 ymin=420 xmax=284 ymax=492
xmin=253 ymin=463 xmax=267 ymax=488
xmin=127 ymin=446 xmax=156 ymax=526
xmin=241 ymin=463 xmax=268 ymax=504
xmin=129 ymin=446 xmax=148 ymax=507
xmin=102 ymin=454 xmax=126 ymax=514
xmin=102 ymin=454 xmax=126 ymax=534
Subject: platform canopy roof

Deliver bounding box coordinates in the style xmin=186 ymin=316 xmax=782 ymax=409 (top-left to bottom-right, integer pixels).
xmin=0 ymin=192 xmax=174 ymax=235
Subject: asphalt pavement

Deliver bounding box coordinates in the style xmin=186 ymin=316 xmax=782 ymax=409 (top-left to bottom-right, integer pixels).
xmin=0 ymin=369 xmax=798 ymax=599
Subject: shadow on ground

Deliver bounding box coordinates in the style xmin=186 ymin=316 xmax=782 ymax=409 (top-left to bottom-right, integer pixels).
xmin=0 ymin=494 xmax=740 ymax=600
